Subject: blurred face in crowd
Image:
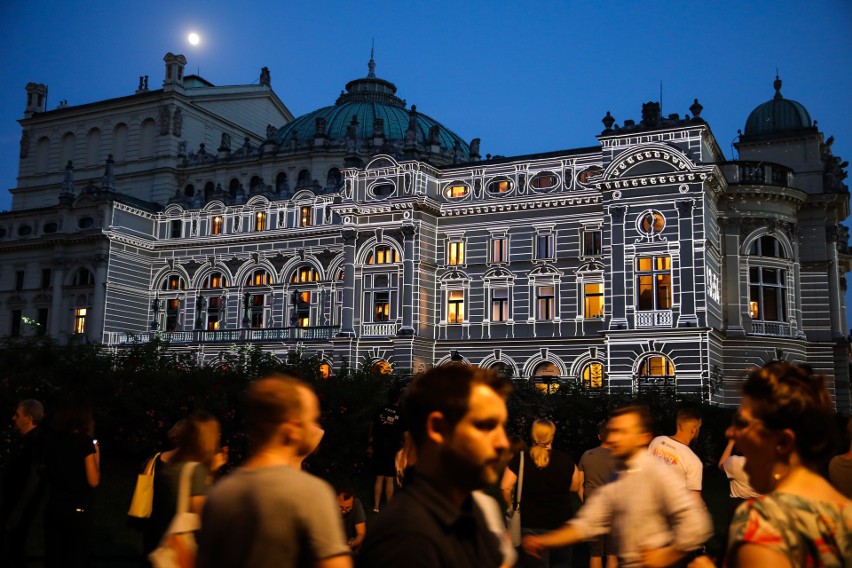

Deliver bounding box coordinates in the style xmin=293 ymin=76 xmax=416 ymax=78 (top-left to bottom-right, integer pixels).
xmin=292 ymin=386 xmax=325 ymax=459
xmin=727 ymin=396 xmax=778 ymax=494
xmin=606 ymin=412 xmax=651 ymax=460
xmin=337 ymin=493 xmax=354 ymax=515
xmin=438 ymin=384 xmax=510 ymax=491
xmin=13 ymin=405 xmax=33 ymax=435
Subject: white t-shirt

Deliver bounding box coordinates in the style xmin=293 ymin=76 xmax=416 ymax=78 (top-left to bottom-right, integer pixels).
xmin=648 ymin=436 xmax=703 ymax=491
xmin=722 ymin=455 xmax=759 ymax=499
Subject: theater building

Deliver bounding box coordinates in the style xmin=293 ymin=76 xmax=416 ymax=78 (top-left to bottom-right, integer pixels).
xmin=1 ymin=54 xmax=849 ymax=409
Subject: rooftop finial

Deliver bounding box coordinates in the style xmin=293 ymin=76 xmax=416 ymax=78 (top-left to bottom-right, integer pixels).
xmin=773 ymin=71 xmax=782 ymax=100
xmin=367 ymin=38 xmax=376 ymax=78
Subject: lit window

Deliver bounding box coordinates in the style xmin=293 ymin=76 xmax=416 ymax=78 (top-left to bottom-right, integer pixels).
xmin=491 ymin=288 xmax=509 ymax=321
xmin=749 ymin=267 xmax=786 ymax=321
xmin=248 ymin=294 xmax=267 ymax=328
xmin=530 ymin=172 xmax=558 ymax=190
xmin=447 ymin=290 xmax=465 ymax=323
xmin=291 ymin=266 xmax=318 ymax=283
xmin=255 ymin=211 xmax=267 ymax=231
xmin=536 ymin=234 xmax=554 ymax=259
xmin=207 ymin=296 xmax=222 ymax=330
xmin=300 ymin=206 xmax=312 ymax=227
xmin=368 ymin=246 xmax=400 ymax=265
xmin=204 ymin=272 xmax=228 ymax=289
xmin=73 ymin=308 xmax=87 ymax=334
xmin=533 ymin=362 xmax=560 ymax=394
xmin=445 ymin=184 xmax=469 ymax=198
xmin=487 ymin=179 xmax=512 ymax=194
xmin=211 ymin=216 xmax=223 ymax=235
xmin=636 ymin=256 xmax=671 ymax=310
xmin=638 ymin=211 xmax=665 ymax=236
xmin=162 ymin=275 xmax=186 ymax=291
xmin=448 ymin=241 xmax=465 ymax=265
xmin=165 ymin=298 xmax=180 ymax=331
xmin=491 ymin=237 xmax=508 ymax=263
xmin=638 ymin=355 xmax=675 ymax=381
xmin=582 ymin=362 xmax=604 ymax=388
xmin=536 ymin=285 xmax=555 ymax=320
xmin=583 ymin=229 xmax=602 ymax=256
xmin=371 ymin=360 xmax=393 ymax=375
xmin=318 ymin=363 xmax=331 ymax=379
xmin=374 ymin=292 xmax=390 ymax=322
xmin=584 ymin=283 xmax=604 ymax=318
xmin=246 ymin=269 xmax=270 ymax=287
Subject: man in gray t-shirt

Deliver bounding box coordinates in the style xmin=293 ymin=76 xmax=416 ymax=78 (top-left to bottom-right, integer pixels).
xmin=578 ymin=422 xmax=616 ymax=568
xmin=196 ymin=375 xmax=351 ymax=568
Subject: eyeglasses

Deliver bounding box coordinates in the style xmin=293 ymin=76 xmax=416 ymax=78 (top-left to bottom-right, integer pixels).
xmin=730 ymin=413 xmax=762 ymax=431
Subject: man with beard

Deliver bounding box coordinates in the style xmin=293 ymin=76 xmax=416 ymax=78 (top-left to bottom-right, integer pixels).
xmin=522 ymin=406 xmax=712 ymax=568
xmin=358 ymin=363 xmax=511 ymax=568
xmin=197 ymin=375 xmax=351 ymax=568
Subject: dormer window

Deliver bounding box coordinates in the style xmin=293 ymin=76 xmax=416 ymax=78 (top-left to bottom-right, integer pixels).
xmin=487 ymin=178 xmax=513 ymax=194
xmin=371 ymin=182 xmax=395 ymax=198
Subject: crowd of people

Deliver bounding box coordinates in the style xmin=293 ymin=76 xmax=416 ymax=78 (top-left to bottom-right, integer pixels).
xmin=1 ymin=360 xmax=852 ymax=567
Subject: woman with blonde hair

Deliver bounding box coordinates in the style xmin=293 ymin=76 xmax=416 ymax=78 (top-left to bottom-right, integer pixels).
xmin=501 ymin=419 xmax=580 ymax=568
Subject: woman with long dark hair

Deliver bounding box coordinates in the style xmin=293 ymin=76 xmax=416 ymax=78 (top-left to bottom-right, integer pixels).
xmin=42 ymin=399 xmax=100 ymax=568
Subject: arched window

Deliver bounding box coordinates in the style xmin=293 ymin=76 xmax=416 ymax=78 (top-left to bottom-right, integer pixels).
xmin=85 ymin=128 xmax=101 ymax=166
xmin=747 ymin=235 xmax=790 ymax=331
xmin=291 ymin=266 xmax=319 ymax=283
xmin=533 ymin=361 xmax=561 ymax=394
xmin=60 ymin=132 xmax=75 ymax=166
xmin=366 ymin=245 xmax=400 ymax=265
xmin=112 ymin=123 xmax=128 ymax=161
xmin=750 ymin=235 xmax=787 ymax=258
xmin=297 ymin=169 xmax=311 ymax=188
xmin=35 ymin=137 xmax=50 ymax=173
xmin=184 ymin=184 xmax=195 ymax=198
xmin=637 ymin=355 xmax=675 ymax=388
xmin=202 ymin=272 xmax=228 ymax=289
xmin=275 ymin=172 xmax=288 ymax=193
xmin=318 ymin=362 xmax=331 ymax=379
xmin=161 ymin=274 xmax=186 ymax=290
xmin=72 ymin=268 xmax=94 ymax=286
xmin=490 ymin=362 xmax=513 ymax=379
xmin=371 ymin=360 xmax=392 ymax=375
xmin=250 ymin=176 xmax=262 ymax=192
xmin=229 ymin=178 xmax=240 ymax=200
xmin=581 ymin=362 xmax=604 ymax=388
xmin=245 ymin=269 xmax=271 ymax=287
xmin=204 ymin=181 xmax=215 ymax=202
xmin=139 ymin=118 xmax=156 ymax=157
xmin=326 ymin=168 xmax=342 ymax=191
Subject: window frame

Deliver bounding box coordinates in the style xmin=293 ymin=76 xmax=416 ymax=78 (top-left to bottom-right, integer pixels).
xmin=635 ymin=255 xmax=672 ymax=311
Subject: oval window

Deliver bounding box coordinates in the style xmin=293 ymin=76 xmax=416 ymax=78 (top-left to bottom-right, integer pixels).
xmin=577 ymin=166 xmax=602 ymax=186
xmin=44 ymin=222 xmax=58 ymax=233
xmin=18 ymin=225 xmax=32 ymax=236
xmin=371 ymin=182 xmax=395 ymax=199
xmin=487 ymin=178 xmax=513 ymax=194
xmin=530 ymin=172 xmax=559 ymax=192
xmin=444 ymin=184 xmax=469 ymax=199
xmin=78 ymin=217 xmax=95 ymax=229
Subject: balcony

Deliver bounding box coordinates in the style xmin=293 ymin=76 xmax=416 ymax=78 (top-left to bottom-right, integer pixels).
xmin=749 ymin=320 xmax=792 ymax=337
xmin=635 ymin=310 xmax=673 ymax=328
xmin=722 ymin=161 xmax=793 ymax=187
xmin=361 ymin=322 xmax=400 ymax=337
xmin=103 ymin=326 xmax=339 ymax=346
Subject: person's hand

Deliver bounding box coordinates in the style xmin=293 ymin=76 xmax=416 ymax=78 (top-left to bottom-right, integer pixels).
xmin=211 ymin=446 xmax=229 ymax=472
xmin=521 ymin=535 xmax=545 ymax=559
xmin=640 ymin=546 xmax=684 ymax=568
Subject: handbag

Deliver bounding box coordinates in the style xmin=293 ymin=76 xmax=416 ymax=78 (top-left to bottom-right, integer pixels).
xmin=507 ymin=451 xmax=524 ymax=547
xmin=149 ymin=462 xmax=201 ymax=568
xmin=128 ymin=452 xmax=160 ymax=519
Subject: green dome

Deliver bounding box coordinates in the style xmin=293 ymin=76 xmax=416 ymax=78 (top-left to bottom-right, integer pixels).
xmin=744 ymin=76 xmax=813 ymax=136
xmin=275 ymin=58 xmax=471 ymax=160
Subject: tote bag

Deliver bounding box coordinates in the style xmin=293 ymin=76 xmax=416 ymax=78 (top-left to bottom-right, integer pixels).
xmin=128 ymin=452 xmax=160 ymax=519
xmin=149 ymin=462 xmax=201 ymax=568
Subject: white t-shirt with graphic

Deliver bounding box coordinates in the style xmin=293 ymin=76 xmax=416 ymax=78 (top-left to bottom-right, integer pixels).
xmin=648 ymin=436 xmax=703 ymax=491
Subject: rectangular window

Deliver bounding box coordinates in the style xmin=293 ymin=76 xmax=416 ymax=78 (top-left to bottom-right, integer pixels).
xmin=37 ymin=307 xmax=48 ymax=335
xmin=636 ymin=256 xmax=672 ymax=310
xmin=374 ymin=291 xmax=390 ymax=322
xmin=749 ymin=267 xmax=786 ymax=321
xmin=491 ymin=237 xmax=508 ymax=263
xmin=536 ymin=285 xmax=555 ymax=320
xmin=11 ymin=309 xmax=22 ymax=336
xmin=170 ymin=220 xmax=182 ymax=239
xmin=165 ymin=298 xmax=180 ymax=331
xmin=41 ymin=268 xmax=52 ymax=289
xmin=255 ymin=211 xmax=267 ymax=231
xmin=15 ymin=271 xmax=24 ymax=291
xmin=536 ymin=234 xmax=554 ymax=259
xmin=584 ymin=283 xmax=604 ymax=318
xmin=250 ymin=294 xmax=268 ymax=328
xmin=491 ymin=288 xmax=509 ymax=321
xmin=300 ymin=206 xmax=312 ymax=227
xmin=73 ymin=308 xmax=87 ymax=334
xmin=448 ymin=290 xmax=465 ymax=323
xmin=448 ymin=241 xmax=465 ymax=266
xmin=207 ymin=296 xmax=222 ymax=330
xmin=211 ymin=216 xmax=223 ymax=235
xmin=583 ymin=229 xmax=602 ymax=256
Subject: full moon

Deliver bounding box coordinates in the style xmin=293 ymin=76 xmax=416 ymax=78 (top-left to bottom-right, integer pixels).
xmin=188 ymin=33 xmax=200 ymax=46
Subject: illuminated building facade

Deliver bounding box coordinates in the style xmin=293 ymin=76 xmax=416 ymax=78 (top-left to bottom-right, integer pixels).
xmin=1 ymin=54 xmax=849 ymax=409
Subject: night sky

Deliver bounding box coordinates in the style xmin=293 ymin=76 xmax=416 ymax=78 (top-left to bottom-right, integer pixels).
xmin=2 ymin=0 xmax=851 ymax=323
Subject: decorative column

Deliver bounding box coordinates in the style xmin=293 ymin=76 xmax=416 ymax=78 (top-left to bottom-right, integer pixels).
xmin=720 ymin=217 xmax=744 ymax=334
xmin=50 ymin=260 xmax=65 ymax=341
xmin=608 ymin=204 xmax=628 ymax=330
xmin=676 ymin=199 xmax=699 ymax=326
xmin=338 ymin=228 xmax=357 ymax=337
xmin=90 ymin=253 xmax=108 ymax=343
xmin=398 ymin=224 xmax=416 ymax=336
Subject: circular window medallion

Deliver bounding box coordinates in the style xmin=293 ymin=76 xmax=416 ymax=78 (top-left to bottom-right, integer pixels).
xmin=17 ymin=225 xmax=32 ymax=236
xmin=637 ymin=210 xmax=665 ymax=236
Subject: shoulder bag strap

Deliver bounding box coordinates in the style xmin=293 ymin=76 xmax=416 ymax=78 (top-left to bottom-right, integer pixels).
xmin=144 ymin=452 xmax=161 ymax=476
xmin=175 ymin=462 xmax=199 ymax=514
xmin=515 ymin=451 xmax=524 ymax=510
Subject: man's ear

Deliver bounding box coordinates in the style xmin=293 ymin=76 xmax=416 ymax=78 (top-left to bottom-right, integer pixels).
xmin=279 ymin=421 xmax=297 ymax=446
xmin=425 ymin=411 xmax=448 ymax=445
